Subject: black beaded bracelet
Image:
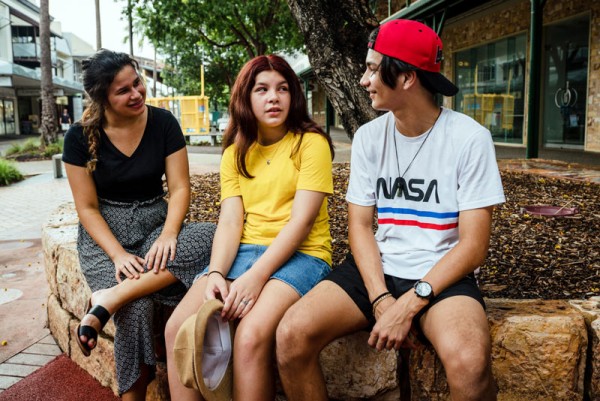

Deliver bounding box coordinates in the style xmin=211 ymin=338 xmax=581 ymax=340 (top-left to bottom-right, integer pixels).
xmin=370 ymin=291 xmax=392 ymax=306
xmin=207 ymin=270 xmax=225 ymax=279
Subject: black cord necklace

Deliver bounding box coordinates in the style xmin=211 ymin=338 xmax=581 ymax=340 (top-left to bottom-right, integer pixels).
xmin=392 ymin=108 xmax=442 ymax=179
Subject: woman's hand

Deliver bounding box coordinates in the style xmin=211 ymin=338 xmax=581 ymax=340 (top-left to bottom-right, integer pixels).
xmin=222 ymin=270 xmax=267 ymax=320
xmin=205 ymin=271 xmax=229 ymax=302
xmin=112 ymin=252 xmax=146 ymax=282
xmin=145 ymin=233 xmax=178 ymax=273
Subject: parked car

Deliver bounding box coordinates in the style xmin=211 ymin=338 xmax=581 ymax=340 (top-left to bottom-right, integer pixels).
xmin=217 ymin=116 xmax=230 ymax=132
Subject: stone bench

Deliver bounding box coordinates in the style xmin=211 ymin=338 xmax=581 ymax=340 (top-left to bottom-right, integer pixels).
xmin=43 ymin=203 xmax=600 ymax=400
xmin=188 ymin=133 xmax=222 ymax=146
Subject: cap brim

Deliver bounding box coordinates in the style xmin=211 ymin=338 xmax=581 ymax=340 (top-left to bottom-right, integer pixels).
xmin=419 ymin=71 xmax=459 ymax=97
xmin=174 ymin=299 xmax=234 ymax=401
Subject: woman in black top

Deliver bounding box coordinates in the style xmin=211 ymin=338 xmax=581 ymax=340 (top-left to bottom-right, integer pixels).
xmin=62 ymin=49 xmax=215 ymax=399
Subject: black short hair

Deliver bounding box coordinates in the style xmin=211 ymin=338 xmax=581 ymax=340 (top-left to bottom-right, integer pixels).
xmin=379 ymin=56 xmax=436 ymax=95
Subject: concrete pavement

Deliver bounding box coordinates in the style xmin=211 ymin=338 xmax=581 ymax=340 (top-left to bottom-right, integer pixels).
xmin=0 ymin=168 xmax=71 ymax=391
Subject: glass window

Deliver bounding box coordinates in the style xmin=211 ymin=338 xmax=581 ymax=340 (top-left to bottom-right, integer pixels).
xmin=542 ymin=15 xmax=589 ymax=148
xmin=371 ymin=0 xmax=407 ymax=20
xmin=4 ymin=100 xmax=15 ymax=134
xmin=454 ymin=35 xmax=526 ymax=144
xmin=0 ymin=101 xmax=5 ymax=135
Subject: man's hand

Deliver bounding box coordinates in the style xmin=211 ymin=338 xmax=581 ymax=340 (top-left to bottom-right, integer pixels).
xmin=368 ymin=291 xmax=426 ymax=350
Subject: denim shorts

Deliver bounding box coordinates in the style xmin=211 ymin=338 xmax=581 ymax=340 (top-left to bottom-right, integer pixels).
xmin=197 ymin=244 xmax=331 ymax=296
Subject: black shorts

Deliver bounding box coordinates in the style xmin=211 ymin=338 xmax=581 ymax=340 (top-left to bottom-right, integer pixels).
xmin=325 ymin=253 xmax=485 ymax=334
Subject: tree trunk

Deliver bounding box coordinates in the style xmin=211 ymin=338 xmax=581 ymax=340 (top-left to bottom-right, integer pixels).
xmin=287 ymin=0 xmax=379 ymax=139
xmin=39 ymin=0 xmax=56 ymax=148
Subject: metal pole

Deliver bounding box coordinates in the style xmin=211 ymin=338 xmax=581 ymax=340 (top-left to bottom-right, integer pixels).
xmin=95 ymin=0 xmax=101 ymax=49
xmin=128 ymin=0 xmax=134 ymax=56
xmin=153 ymin=48 xmax=157 ymax=97
xmin=526 ymin=0 xmax=545 ymax=159
xmin=201 ymin=64 xmax=205 ymax=98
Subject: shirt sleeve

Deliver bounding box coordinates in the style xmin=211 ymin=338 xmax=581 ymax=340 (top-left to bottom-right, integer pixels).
xmin=61 ymin=124 xmax=89 ymax=167
xmin=456 ymin=128 xmax=506 ymax=210
xmin=296 ymin=134 xmax=333 ymax=194
xmin=162 ymin=109 xmax=186 ymax=156
xmin=345 ymin=126 xmax=376 ymax=206
xmin=220 ymin=145 xmax=242 ymax=201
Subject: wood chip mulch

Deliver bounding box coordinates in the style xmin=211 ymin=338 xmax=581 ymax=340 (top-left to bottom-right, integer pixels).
xmin=187 ymin=164 xmax=600 ymax=300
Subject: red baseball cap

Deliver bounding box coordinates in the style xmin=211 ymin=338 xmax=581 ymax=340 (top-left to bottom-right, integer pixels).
xmin=368 ymin=19 xmax=458 ymax=96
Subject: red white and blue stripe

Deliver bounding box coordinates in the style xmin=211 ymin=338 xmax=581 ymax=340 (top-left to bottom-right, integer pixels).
xmin=377 ymin=207 xmax=459 ymax=231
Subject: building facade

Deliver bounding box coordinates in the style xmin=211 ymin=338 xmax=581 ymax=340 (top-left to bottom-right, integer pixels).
xmin=301 ymin=0 xmax=599 ymax=157
xmin=425 ymin=0 xmax=599 ymax=154
xmin=0 ymin=0 xmax=85 ymax=136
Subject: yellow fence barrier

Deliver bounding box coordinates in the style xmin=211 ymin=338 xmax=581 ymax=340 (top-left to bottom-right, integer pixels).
xmin=462 ymin=65 xmax=514 ymax=131
xmin=147 ymin=96 xmax=210 ymax=136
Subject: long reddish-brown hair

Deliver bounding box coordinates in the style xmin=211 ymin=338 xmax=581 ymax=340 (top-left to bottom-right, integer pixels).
xmin=222 ymin=54 xmax=334 ymax=178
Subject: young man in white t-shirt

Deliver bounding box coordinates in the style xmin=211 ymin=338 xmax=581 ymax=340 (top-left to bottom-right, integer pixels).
xmin=276 ymin=19 xmax=504 ymax=401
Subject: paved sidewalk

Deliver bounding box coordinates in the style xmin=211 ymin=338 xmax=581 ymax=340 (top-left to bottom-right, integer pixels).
xmin=0 ymin=334 xmax=61 ymax=391
xmin=0 ymin=174 xmax=72 ymax=241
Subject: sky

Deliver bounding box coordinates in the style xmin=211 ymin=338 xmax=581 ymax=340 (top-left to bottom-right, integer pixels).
xmin=46 ymin=0 xmax=156 ymax=59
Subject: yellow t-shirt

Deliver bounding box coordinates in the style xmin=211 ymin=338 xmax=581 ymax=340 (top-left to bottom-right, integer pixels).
xmin=220 ymin=132 xmax=333 ymax=265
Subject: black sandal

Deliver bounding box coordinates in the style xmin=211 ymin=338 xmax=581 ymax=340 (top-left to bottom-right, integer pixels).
xmin=75 ymin=301 xmax=111 ymax=357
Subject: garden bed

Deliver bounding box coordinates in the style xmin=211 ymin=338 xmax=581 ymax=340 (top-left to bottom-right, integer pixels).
xmin=187 ymin=165 xmax=600 ymax=300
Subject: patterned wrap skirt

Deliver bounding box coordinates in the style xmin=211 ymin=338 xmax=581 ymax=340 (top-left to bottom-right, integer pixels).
xmin=76 ymin=195 xmax=216 ymax=394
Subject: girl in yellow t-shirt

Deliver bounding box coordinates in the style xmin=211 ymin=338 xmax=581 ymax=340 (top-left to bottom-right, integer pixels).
xmin=165 ymin=54 xmax=335 ymax=401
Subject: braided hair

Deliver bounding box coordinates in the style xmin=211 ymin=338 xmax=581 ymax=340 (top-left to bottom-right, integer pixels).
xmin=80 ymin=49 xmax=140 ymax=172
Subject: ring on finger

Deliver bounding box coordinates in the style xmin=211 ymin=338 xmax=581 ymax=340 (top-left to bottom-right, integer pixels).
xmin=241 ymin=299 xmax=249 ymax=305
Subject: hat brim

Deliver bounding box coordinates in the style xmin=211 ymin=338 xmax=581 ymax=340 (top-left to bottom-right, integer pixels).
xmin=174 ymin=299 xmax=234 ymax=401
xmin=419 ymin=71 xmax=459 ymax=97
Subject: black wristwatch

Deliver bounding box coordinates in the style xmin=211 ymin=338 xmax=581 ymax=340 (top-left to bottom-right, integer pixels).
xmin=413 ymin=280 xmax=434 ymax=300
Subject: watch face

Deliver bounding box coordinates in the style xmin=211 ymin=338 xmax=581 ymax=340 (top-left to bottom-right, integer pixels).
xmin=415 ymin=281 xmax=432 ymax=298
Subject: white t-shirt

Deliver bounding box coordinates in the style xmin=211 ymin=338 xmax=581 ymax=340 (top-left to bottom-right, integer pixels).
xmin=346 ymin=108 xmax=505 ymax=280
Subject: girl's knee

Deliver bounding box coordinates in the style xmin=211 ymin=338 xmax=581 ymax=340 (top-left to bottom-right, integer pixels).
xmin=164 ymin=310 xmax=189 ymax=344
xmin=235 ymin=323 xmax=268 ymax=351
xmin=235 ymin=317 xmax=279 ymax=364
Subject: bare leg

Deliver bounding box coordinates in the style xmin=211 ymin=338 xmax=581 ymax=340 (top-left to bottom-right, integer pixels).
xmin=232 ymin=279 xmax=300 ymax=401
xmin=276 ymin=281 xmax=369 ymax=401
xmin=420 ymin=296 xmax=497 ymax=401
xmin=121 ymin=364 xmax=151 ymax=401
xmin=165 ymin=276 xmax=208 ymax=401
xmin=79 ymin=269 xmax=178 ymax=349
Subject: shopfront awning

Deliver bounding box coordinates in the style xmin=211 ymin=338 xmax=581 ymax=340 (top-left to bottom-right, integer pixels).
xmin=0 ymin=60 xmax=83 ymax=96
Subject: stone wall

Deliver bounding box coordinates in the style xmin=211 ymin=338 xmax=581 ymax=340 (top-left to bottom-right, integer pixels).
xmin=43 ymin=203 xmax=600 ymax=400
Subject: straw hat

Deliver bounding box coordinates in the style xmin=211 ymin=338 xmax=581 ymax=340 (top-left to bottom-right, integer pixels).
xmin=174 ymin=299 xmax=234 ymax=401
